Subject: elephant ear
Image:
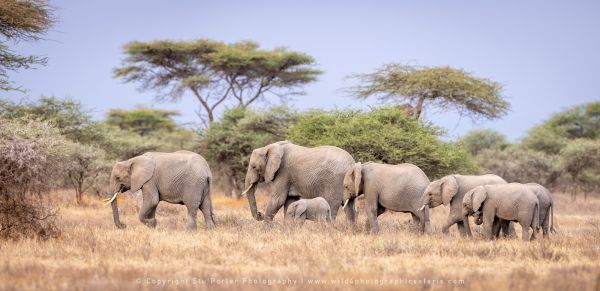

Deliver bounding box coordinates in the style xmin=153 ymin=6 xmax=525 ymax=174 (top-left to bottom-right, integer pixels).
xmin=353 ymin=162 xmax=362 ymax=195
xmin=472 ymin=186 xmax=487 ymax=212
xmin=129 ymin=154 xmax=156 ymax=193
xmin=441 ymin=175 xmax=459 ymax=206
xmin=285 ymin=203 xmax=297 ymax=219
xmin=264 ymin=143 xmax=283 ymax=182
xmin=294 ymin=202 xmax=307 ymax=218
xmin=462 ymin=190 xmax=473 ymax=209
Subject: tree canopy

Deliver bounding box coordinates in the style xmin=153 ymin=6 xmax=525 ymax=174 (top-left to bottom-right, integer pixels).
xmin=106 ymin=108 xmax=179 ymax=136
xmin=114 ymin=39 xmax=321 ymax=124
xmin=346 ymin=64 xmax=510 ymax=120
xmin=0 ymin=0 xmax=54 ymax=91
xmin=458 ymin=129 xmax=509 ymax=156
xmin=523 ymin=102 xmax=600 ymax=154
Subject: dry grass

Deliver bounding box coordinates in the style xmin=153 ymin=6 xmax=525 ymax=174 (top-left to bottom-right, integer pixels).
xmin=1 ymin=190 xmax=600 ymax=291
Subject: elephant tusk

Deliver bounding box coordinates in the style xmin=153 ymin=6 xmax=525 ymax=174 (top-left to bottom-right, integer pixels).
xmin=342 ymin=199 xmax=349 ymax=209
xmin=241 ymin=185 xmax=254 ymax=197
xmin=418 ymin=205 xmax=426 ymax=211
xmin=104 ymin=192 xmax=119 ymax=206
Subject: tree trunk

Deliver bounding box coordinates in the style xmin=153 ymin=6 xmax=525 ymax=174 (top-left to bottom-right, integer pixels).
xmin=414 ymin=96 xmax=426 ymax=120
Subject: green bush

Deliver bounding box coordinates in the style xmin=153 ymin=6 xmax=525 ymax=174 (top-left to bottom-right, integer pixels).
xmin=287 ymin=107 xmax=479 ymax=179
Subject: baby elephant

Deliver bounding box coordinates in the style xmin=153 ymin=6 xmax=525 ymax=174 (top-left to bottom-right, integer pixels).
xmin=463 ymin=183 xmax=540 ymax=241
xmin=285 ymin=197 xmax=332 ymax=224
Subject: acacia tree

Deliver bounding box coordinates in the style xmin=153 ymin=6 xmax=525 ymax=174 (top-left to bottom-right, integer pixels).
xmin=0 ymin=0 xmax=54 ymax=91
xmin=559 ymin=139 xmax=600 ymax=200
xmin=346 ymin=64 xmax=510 ymax=120
xmin=106 ymin=108 xmax=179 ymax=136
xmin=114 ymin=39 xmax=320 ymax=125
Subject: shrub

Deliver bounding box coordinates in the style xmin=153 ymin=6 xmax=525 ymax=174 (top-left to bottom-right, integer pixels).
xmin=476 ymin=146 xmax=560 ymax=186
xmin=0 ymin=118 xmax=69 ymax=240
xmin=287 ymin=107 xmax=479 ymax=179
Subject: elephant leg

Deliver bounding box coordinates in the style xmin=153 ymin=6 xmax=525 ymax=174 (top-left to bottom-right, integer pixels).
xmin=499 ymin=220 xmax=509 ymax=238
xmin=461 ymin=215 xmax=473 ymax=237
xmin=482 ymin=212 xmax=495 ymax=241
xmin=441 ymin=217 xmax=458 ymax=235
xmin=492 ymin=217 xmax=501 ymax=239
xmin=139 ymin=186 xmax=159 ymax=228
xmin=283 ymin=196 xmax=300 ymax=219
xmin=200 ymin=197 xmax=215 ymax=229
xmin=521 ymin=224 xmax=530 ymax=241
xmin=298 ymin=212 xmax=307 ymax=225
xmin=410 ymin=212 xmax=420 ymax=224
xmin=185 ymin=202 xmax=200 ymax=230
xmin=264 ymin=182 xmax=289 ymax=222
xmin=366 ymin=195 xmax=381 ymax=233
xmin=542 ymin=212 xmax=550 ymax=237
xmin=344 ymin=198 xmax=357 ymax=224
xmin=508 ymin=222 xmax=517 ymax=238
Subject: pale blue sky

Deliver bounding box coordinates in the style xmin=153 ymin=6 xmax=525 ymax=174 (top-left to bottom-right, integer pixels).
xmin=5 ymin=0 xmax=600 ymax=140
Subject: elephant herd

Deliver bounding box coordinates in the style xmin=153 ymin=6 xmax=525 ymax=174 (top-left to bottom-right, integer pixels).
xmin=105 ymin=141 xmax=555 ymax=241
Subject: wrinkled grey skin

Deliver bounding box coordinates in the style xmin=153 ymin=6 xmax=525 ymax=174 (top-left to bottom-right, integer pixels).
xmin=463 ymin=183 xmax=540 ymax=241
xmin=343 ymin=162 xmax=430 ymax=233
xmin=285 ymin=197 xmax=332 ymax=224
xmin=244 ymin=141 xmax=356 ymax=223
xmin=526 ymin=183 xmax=555 ymax=236
xmin=420 ymin=174 xmax=507 ymax=237
xmin=109 ymin=151 xmax=214 ymax=230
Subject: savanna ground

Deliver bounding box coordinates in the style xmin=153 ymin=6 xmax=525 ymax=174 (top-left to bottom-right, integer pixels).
xmin=1 ymin=190 xmax=600 ymax=291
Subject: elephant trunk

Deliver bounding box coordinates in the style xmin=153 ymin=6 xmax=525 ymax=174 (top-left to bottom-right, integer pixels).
xmin=418 ymin=194 xmax=432 ymax=233
xmin=108 ymin=179 xmax=126 ymax=229
xmin=244 ymin=182 xmax=263 ymax=221
xmin=422 ymin=205 xmax=432 ymax=233
xmin=110 ymin=197 xmax=126 ymax=229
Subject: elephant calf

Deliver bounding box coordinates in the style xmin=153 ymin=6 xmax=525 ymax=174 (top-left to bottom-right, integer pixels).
xmin=463 ymin=183 xmax=540 ymax=241
xmin=343 ymin=162 xmax=430 ymax=233
xmin=285 ymin=197 xmax=332 ymax=224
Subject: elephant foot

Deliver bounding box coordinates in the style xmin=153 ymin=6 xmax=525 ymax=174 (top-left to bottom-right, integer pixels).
xmin=116 ymin=223 xmax=127 ymax=229
xmin=141 ymin=218 xmax=157 ymax=228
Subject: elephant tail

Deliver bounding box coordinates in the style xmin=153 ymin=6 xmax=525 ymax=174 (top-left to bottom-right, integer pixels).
xmin=205 ymin=176 xmax=216 ymax=226
xmin=550 ymin=203 xmax=557 ymax=234
xmin=533 ymin=202 xmax=540 ymax=231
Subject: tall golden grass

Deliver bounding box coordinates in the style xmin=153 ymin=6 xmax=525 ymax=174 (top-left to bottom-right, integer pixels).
xmin=1 ymin=190 xmax=599 ymax=290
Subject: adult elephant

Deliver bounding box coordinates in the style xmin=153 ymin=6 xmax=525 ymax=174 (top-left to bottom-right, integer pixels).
xmin=243 ymin=141 xmax=356 ymax=223
xmin=342 ymin=162 xmax=431 ymax=233
xmin=105 ymin=151 xmax=215 ymax=230
xmin=419 ymin=174 xmax=507 ymax=237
